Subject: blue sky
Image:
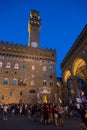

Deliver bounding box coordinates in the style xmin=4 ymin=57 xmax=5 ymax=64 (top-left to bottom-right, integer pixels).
xmin=0 ymin=0 xmax=87 ymax=76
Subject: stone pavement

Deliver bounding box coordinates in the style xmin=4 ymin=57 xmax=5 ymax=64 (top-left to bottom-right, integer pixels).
xmin=0 ymin=116 xmax=80 ymax=130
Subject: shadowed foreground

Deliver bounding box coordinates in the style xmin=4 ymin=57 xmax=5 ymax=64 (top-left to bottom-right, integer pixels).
xmin=0 ymin=116 xmax=80 ymax=130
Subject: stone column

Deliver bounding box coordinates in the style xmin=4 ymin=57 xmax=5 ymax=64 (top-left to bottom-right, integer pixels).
xmin=72 ymin=76 xmax=80 ymax=98
xmin=63 ymin=82 xmax=69 ymax=104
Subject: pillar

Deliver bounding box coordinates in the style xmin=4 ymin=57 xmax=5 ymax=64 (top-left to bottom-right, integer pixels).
xmin=72 ymin=76 xmax=81 ymax=98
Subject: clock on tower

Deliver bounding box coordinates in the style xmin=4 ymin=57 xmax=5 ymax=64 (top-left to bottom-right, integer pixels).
xmin=28 ymin=10 xmax=41 ymax=48
xmin=31 ymin=42 xmax=38 ymax=47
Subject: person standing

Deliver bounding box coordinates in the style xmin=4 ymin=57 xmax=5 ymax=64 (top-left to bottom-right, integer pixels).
xmin=3 ymin=104 xmax=8 ymax=120
xmin=54 ymin=104 xmax=59 ymax=126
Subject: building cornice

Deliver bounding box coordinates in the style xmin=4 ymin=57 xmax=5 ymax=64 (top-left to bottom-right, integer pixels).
xmin=61 ymin=24 xmax=87 ymax=68
xmin=0 ymin=41 xmax=56 ymax=62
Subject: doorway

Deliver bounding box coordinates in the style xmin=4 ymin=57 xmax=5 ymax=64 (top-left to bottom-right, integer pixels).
xmin=42 ymin=95 xmax=48 ymax=103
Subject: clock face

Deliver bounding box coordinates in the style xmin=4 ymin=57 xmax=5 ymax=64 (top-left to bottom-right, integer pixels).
xmin=31 ymin=42 xmax=38 ymax=47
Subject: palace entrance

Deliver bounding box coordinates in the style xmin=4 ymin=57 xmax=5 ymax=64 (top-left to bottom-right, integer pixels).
xmin=42 ymin=95 xmax=48 ymax=103
xmin=37 ymin=86 xmax=51 ymax=103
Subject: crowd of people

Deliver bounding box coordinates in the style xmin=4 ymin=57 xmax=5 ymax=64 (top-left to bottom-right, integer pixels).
xmin=0 ymin=94 xmax=87 ymax=129
xmin=0 ymin=102 xmax=65 ymax=126
xmin=79 ymin=94 xmax=87 ymax=130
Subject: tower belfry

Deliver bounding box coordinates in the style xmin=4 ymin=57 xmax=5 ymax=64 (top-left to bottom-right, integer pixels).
xmin=28 ymin=10 xmax=41 ymax=48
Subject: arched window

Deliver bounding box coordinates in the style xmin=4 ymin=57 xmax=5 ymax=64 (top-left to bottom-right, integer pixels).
xmin=12 ymin=78 xmax=18 ymax=85
xmin=48 ymin=66 xmax=53 ymax=73
xmin=22 ymin=64 xmax=26 ymax=70
xmin=43 ymin=80 xmax=47 ymax=86
xmin=43 ymin=74 xmax=47 ymax=79
xmin=3 ymin=78 xmax=9 ymax=84
xmin=6 ymin=62 xmax=11 ymax=68
xmin=50 ymin=81 xmax=53 ymax=86
xmin=14 ymin=63 xmax=19 ymax=69
xmin=42 ymin=66 xmax=47 ymax=71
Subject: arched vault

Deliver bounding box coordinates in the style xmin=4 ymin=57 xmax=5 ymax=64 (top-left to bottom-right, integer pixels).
xmin=72 ymin=58 xmax=87 ymax=82
xmin=63 ymin=70 xmax=71 ymax=82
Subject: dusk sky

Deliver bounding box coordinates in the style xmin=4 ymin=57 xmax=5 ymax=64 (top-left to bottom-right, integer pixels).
xmin=0 ymin=0 xmax=87 ymax=76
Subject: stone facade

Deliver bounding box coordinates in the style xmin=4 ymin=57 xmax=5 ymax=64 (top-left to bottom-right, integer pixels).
xmin=0 ymin=10 xmax=57 ymax=104
xmin=61 ymin=24 xmax=87 ymax=103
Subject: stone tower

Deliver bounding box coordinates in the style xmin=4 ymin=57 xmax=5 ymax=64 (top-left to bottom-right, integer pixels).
xmin=28 ymin=10 xmax=41 ymax=48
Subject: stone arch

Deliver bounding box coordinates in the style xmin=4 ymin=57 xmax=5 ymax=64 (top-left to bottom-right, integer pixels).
xmin=63 ymin=70 xmax=71 ymax=82
xmin=72 ymin=57 xmax=87 ymax=83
